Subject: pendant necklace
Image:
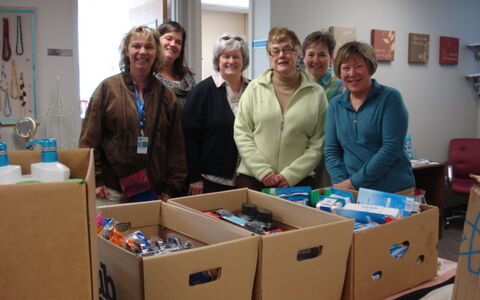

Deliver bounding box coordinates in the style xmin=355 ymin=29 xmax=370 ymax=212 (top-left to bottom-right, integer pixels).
xmin=16 ymin=15 xmax=24 ymax=56
xmin=3 ymin=90 xmax=11 ymax=117
xmin=0 ymin=62 xmax=7 ymax=92
xmin=10 ymin=60 xmax=20 ymax=99
xmin=2 ymin=17 xmax=11 ymax=61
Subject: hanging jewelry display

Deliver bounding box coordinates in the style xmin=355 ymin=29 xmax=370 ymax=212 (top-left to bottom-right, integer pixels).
xmin=10 ymin=60 xmax=20 ymax=99
xmin=16 ymin=15 xmax=24 ymax=56
xmin=2 ymin=17 xmax=11 ymax=61
xmin=47 ymin=76 xmax=75 ymax=148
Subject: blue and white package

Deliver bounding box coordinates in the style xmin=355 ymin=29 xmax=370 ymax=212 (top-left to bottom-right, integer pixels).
xmin=328 ymin=188 xmax=355 ymax=205
xmin=333 ymin=203 xmax=401 ymax=224
xmin=262 ymin=186 xmax=312 ymax=205
xmin=357 ymin=188 xmax=419 ymax=217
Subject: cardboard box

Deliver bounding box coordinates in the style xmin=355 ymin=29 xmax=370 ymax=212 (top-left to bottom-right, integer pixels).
xmin=318 ymin=188 xmax=439 ymax=300
xmin=97 ymin=200 xmax=259 ymax=300
xmin=170 ymin=188 xmax=354 ymax=300
xmin=0 ymin=149 xmax=98 ymax=300
xmin=453 ymin=183 xmax=480 ymax=299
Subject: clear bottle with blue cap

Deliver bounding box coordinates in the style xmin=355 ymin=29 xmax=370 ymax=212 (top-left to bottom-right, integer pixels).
xmin=0 ymin=142 xmax=22 ymax=184
xmin=26 ymin=138 xmax=70 ymax=182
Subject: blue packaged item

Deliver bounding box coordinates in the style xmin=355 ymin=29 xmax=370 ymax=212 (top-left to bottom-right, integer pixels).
xmin=357 ymin=188 xmax=419 ymax=217
xmin=262 ymin=186 xmax=312 ymax=205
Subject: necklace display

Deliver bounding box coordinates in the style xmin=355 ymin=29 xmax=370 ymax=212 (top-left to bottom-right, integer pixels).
xmin=2 ymin=17 xmax=12 ymax=61
xmin=0 ymin=62 xmax=7 ymax=92
xmin=19 ymin=72 xmax=27 ymax=107
xmin=16 ymin=15 xmax=24 ymax=56
xmin=10 ymin=60 xmax=20 ymax=100
xmin=3 ymin=90 xmax=12 ymax=117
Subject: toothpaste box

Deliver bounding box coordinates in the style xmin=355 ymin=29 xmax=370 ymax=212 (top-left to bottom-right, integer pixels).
xmin=334 ymin=203 xmax=401 ymax=224
xmin=357 ymin=188 xmax=418 ymax=217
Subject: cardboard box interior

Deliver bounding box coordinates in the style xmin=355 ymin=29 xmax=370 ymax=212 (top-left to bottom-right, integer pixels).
xmin=98 ymin=200 xmax=259 ymax=300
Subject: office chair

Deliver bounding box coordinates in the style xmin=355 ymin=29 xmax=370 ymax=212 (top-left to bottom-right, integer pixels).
xmin=445 ymin=138 xmax=480 ymax=226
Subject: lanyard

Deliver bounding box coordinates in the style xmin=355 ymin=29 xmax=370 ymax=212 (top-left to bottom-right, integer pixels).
xmin=134 ymin=87 xmax=145 ymax=132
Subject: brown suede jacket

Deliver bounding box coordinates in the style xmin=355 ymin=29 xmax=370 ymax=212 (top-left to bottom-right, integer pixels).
xmin=79 ymin=73 xmax=187 ymax=196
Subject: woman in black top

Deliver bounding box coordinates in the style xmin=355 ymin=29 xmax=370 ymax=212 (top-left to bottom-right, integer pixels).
xmin=182 ymin=33 xmax=249 ymax=195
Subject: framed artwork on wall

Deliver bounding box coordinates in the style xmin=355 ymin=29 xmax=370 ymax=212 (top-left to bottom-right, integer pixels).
xmin=329 ymin=26 xmax=356 ymax=56
xmin=0 ymin=7 xmax=37 ymax=124
xmin=408 ymin=33 xmax=430 ymax=63
xmin=439 ymin=36 xmax=459 ymax=65
xmin=371 ymin=29 xmax=395 ymax=61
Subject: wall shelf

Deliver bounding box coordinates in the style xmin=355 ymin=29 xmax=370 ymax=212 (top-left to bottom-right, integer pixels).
xmin=466 ymin=74 xmax=480 ymax=96
xmin=467 ymin=43 xmax=480 ymax=61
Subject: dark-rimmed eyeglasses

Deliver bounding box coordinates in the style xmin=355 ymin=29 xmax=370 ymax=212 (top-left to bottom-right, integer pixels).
xmin=269 ymin=46 xmax=294 ymax=57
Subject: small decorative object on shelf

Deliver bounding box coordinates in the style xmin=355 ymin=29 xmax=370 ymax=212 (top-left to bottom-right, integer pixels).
xmin=466 ymin=74 xmax=480 ymax=96
xmin=467 ymin=43 xmax=480 ymax=61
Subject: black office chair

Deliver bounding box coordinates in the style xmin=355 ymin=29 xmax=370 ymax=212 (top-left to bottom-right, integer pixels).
xmin=445 ymin=138 xmax=480 ymax=227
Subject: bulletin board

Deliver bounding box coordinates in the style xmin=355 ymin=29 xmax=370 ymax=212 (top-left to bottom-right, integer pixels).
xmin=0 ymin=7 xmax=37 ymax=124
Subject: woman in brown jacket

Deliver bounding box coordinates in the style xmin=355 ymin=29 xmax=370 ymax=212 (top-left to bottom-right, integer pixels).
xmin=79 ymin=25 xmax=187 ymax=205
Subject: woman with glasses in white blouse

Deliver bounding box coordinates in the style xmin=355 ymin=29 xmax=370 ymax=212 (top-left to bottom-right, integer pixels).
xmin=234 ymin=27 xmax=328 ymax=190
xmin=183 ymin=33 xmax=250 ymax=195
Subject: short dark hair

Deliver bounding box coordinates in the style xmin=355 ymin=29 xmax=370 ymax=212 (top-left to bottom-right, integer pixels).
xmin=156 ymin=21 xmax=193 ymax=78
xmin=302 ymin=31 xmax=336 ymax=57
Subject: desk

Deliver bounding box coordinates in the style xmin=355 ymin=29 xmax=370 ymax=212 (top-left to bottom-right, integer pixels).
xmin=412 ymin=162 xmax=447 ymax=238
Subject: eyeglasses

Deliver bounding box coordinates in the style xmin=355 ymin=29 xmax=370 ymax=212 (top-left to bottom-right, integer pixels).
xmin=221 ymin=36 xmax=243 ymax=42
xmin=269 ymin=46 xmax=294 ymax=57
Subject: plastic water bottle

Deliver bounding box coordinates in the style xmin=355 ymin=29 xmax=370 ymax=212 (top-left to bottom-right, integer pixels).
xmin=404 ymin=134 xmax=414 ymax=160
xmin=26 ymin=139 xmax=70 ymax=182
xmin=0 ymin=142 xmax=22 ymax=184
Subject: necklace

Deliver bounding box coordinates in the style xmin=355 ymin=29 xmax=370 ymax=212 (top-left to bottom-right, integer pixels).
xmin=16 ymin=15 xmax=24 ymax=56
xmin=19 ymin=72 xmax=27 ymax=106
xmin=10 ymin=60 xmax=20 ymax=99
xmin=2 ymin=17 xmax=12 ymax=61
xmin=0 ymin=63 xmax=7 ymax=92
xmin=3 ymin=90 xmax=11 ymax=117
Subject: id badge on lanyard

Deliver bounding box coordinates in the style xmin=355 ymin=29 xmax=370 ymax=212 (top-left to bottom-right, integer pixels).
xmin=135 ymin=87 xmax=149 ymax=154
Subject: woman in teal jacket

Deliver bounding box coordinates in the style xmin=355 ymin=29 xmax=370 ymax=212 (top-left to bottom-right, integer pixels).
xmin=234 ymin=27 xmax=328 ymax=190
xmin=324 ymin=41 xmax=414 ymax=193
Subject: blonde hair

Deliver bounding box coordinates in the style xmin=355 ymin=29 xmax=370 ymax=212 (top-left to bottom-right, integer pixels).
xmin=119 ymin=26 xmax=164 ymax=74
xmin=334 ymin=41 xmax=377 ymax=78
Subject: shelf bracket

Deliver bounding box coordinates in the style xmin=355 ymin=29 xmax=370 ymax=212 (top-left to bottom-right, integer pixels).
xmin=467 ymin=43 xmax=480 ymax=61
xmin=466 ymin=74 xmax=480 ymax=96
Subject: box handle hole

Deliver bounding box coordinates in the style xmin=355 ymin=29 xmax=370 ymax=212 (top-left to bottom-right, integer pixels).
xmin=372 ymin=270 xmax=382 ymax=280
xmin=416 ymin=255 xmax=425 ymax=264
xmin=297 ymin=246 xmax=323 ymax=262
xmin=390 ymin=240 xmax=409 ymax=259
xmin=189 ymin=267 xmax=221 ymax=286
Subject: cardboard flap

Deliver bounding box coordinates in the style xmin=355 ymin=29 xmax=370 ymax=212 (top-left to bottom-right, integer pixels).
xmin=99 ymin=200 xmax=162 ymax=229
xmin=171 ymin=188 xmax=248 ymax=212
xmin=142 ymin=236 xmax=259 ymax=300
xmin=161 ymin=202 xmax=253 ymax=244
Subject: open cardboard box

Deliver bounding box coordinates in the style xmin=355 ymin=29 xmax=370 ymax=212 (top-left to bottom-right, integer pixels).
xmin=170 ymin=188 xmax=354 ymax=300
xmin=316 ymin=188 xmax=439 ymax=300
xmin=0 ymin=149 xmax=98 ymax=300
xmin=97 ymin=200 xmax=259 ymax=300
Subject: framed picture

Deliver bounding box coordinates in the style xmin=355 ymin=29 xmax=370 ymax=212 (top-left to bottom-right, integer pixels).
xmin=371 ymin=29 xmax=395 ymax=61
xmin=408 ymin=33 xmax=430 ymax=63
xmin=439 ymin=36 xmax=459 ymax=65
xmin=329 ymin=26 xmax=356 ymax=56
xmin=0 ymin=7 xmax=37 ymax=124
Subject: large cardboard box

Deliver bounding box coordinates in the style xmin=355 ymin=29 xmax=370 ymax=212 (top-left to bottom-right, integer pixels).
xmin=97 ymin=200 xmax=259 ymax=300
xmin=170 ymin=188 xmax=354 ymax=300
xmin=453 ymin=183 xmax=480 ymax=299
xmin=0 ymin=149 xmax=98 ymax=300
xmin=320 ymin=189 xmax=439 ymax=300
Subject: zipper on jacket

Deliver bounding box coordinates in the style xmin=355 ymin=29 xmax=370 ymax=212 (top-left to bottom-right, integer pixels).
xmin=353 ymin=111 xmax=358 ymax=140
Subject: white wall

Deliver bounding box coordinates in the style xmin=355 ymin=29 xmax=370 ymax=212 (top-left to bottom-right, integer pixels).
xmin=0 ymin=0 xmax=79 ymax=150
xmin=252 ymin=0 xmax=480 ymax=162
xmin=201 ymin=10 xmax=247 ymax=79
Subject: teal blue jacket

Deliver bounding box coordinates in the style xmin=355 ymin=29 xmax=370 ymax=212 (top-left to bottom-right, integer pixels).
xmin=324 ymin=79 xmax=415 ymax=192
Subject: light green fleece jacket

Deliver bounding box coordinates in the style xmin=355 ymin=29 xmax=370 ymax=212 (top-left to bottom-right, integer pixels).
xmin=234 ymin=69 xmax=328 ymax=186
